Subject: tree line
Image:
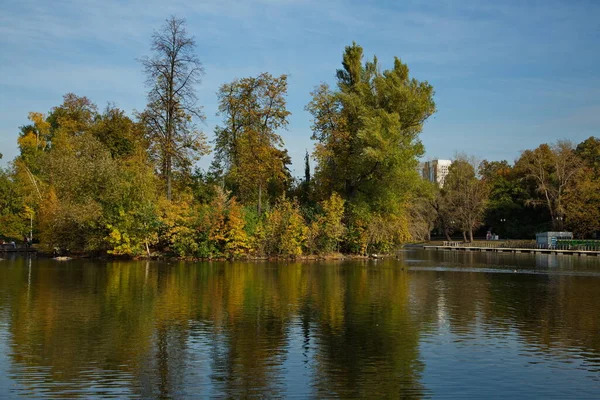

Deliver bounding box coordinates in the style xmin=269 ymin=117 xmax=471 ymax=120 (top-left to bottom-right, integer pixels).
xmin=0 ymin=17 xmax=598 ymax=257
xmin=435 ymin=137 xmax=600 ymax=242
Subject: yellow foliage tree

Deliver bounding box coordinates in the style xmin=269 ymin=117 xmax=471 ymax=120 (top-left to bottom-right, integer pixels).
xmin=319 ymin=192 xmax=346 ymax=253
xmin=259 ymin=197 xmax=308 ymax=258
xmin=158 ymin=195 xmax=199 ymax=257
xmin=223 ymin=198 xmax=250 ymax=258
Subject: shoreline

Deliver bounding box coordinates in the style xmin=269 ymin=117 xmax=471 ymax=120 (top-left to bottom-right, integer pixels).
xmin=3 ymin=249 xmax=388 ymax=262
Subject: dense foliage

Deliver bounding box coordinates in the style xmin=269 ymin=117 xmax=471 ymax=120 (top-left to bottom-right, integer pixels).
xmin=439 ymin=139 xmax=600 ymax=241
xmin=1 ymin=18 xmax=599 ymax=255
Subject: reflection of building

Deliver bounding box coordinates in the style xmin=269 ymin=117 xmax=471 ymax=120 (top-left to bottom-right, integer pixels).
xmin=422 ymin=159 xmax=452 ymax=187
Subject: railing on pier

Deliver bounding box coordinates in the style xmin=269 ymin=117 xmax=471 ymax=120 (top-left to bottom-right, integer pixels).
xmin=425 ymin=239 xmax=600 ymax=256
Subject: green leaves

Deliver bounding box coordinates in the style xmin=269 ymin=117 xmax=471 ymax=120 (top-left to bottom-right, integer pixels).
xmin=307 ymin=43 xmax=435 ymax=249
xmin=0 ymin=168 xmax=28 ymax=240
xmin=214 ymin=73 xmax=291 ymax=210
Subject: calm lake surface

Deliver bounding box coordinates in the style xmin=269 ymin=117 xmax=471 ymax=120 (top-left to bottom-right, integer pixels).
xmin=1 ymin=250 xmax=600 ymax=398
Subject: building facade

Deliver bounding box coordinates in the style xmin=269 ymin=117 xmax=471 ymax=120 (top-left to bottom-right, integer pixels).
xmin=422 ymin=159 xmax=452 ymax=187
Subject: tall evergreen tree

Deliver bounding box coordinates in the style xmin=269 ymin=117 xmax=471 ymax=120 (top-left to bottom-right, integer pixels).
xmin=304 ymin=150 xmax=311 ymax=185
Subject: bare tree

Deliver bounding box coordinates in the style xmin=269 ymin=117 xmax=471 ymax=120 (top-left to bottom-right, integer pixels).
xmin=140 ymin=16 xmax=209 ymax=200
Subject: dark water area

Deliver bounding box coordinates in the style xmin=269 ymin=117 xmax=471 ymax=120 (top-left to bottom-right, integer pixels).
xmin=0 ymin=250 xmax=599 ymax=398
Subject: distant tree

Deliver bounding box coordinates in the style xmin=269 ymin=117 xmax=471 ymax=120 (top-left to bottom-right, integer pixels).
xmin=479 ymin=160 xmax=525 ymax=238
xmin=139 ymin=16 xmax=209 ymax=200
xmin=563 ymin=173 xmax=600 ymax=237
xmin=563 ymin=137 xmax=600 ymax=237
xmin=435 ymin=189 xmax=457 ymax=241
xmin=479 ymin=160 xmax=511 ymax=181
xmin=12 ymin=95 xmax=160 ymax=254
xmin=575 ymin=136 xmax=600 ymax=176
xmin=407 ymin=180 xmax=437 ymax=241
xmin=515 ymin=140 xmax=581 ymax=230
xmin=441 ymin=156 xmax=489 ymax=242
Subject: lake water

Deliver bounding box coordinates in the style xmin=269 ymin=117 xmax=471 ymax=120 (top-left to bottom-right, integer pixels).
xmin=0 ymin=250 xmax=599 ymax=398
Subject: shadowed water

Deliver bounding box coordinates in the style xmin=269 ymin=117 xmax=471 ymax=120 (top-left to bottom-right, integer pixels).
xmin=0 ymin=250 xmax=599 ymax=398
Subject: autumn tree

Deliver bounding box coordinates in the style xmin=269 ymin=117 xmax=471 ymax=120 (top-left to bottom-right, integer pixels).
xmin=435 ymin=189 xmax=457 ymax=241
xmin=515 ymin=140 xmax=581 ymax=230
xmin=13 ymin=111 xmax=53 ymax=222
xmin=255 ymin=197 xmax=307 ymax=257
xmin=38 ymin=133 xmax=121 ymax=251
xmin=17 ymin=112 xmax=51 ymax=175
xmin=441 ymin=156 xmax=489 ymax=242
xmin=103 ymin=149 xmax=160 ymax=257
xmin=47 ymin=93 xmax=98 ymax=138
xmin=575 ymin=136 xmax=600 ymax=176
xmin=140 ymin=16 xmax=209 ymax=200
xmin=11 ymin=94 xmax=101 ymax=249
xmin=213 ymin=73 xmax=291 ymax=213
xmin=563 ymin=173 xmax=600 ymax=237
xmin=10 ymin=95 xmax=160 ymax=254
xmin=563 ymin=137 xmax=600 ymax=237
xmin=307 ymin=192 xmax=346 ymax=254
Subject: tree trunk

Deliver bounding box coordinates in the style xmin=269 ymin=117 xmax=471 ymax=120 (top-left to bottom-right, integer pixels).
xmin=462 ymin=231 xmax=467 ymax=242
xmin=257 ymin=182 xmax=262 ymax=215
xmin=469 ymin=229 xmax=474 ymax=243
xmin=166 ymin=172 xmax=172 ymax=201
xmin=445 ymin=229 xmax=451 ymax=241
xmin=166 ymin=146 xmax=172 ymax=201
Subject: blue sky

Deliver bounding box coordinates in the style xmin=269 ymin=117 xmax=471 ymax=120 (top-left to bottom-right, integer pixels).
xmin=1 ymin=0 xmax=599 ymax=176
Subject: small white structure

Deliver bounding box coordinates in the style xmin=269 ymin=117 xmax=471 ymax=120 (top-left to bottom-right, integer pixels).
xmin=536 ymin=231 xmax=573 ymax=248
xmin=422 ymin=159 xmax=452 ymax=187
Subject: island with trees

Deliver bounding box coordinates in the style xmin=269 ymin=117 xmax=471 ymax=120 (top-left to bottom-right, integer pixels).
xmin=1 ymin=17 xmax=599 ymax=259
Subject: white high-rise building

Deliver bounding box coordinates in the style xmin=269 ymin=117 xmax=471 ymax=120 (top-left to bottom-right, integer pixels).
xmin=422 ymin=159 xmax=452 ymax=187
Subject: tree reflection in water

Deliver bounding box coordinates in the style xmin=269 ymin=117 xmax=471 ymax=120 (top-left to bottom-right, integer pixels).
xmin=0 ymin=254 xmax=599 ymax=398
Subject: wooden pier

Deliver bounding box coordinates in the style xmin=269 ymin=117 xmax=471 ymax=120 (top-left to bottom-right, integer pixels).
xmin=423 ymin=245 xmax=600 ymax=257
